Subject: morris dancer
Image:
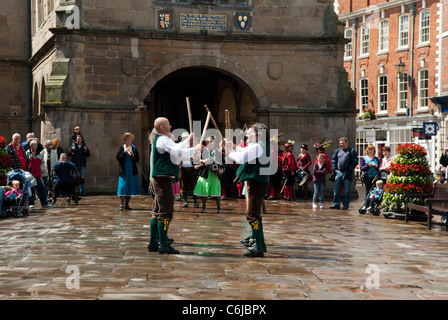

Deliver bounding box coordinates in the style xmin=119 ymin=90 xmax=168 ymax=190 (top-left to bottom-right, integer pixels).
xmin=224 ymin=123 xmax=271 ymax=258
xmin=147 ymin=117 xmax=202 ymax=254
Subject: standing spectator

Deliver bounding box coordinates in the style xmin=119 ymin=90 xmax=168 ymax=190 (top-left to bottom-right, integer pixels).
xmin=22 ymin=133 xmax=43 ymax=153
xmin=282 ymin=142 xmax=296 ymax=200
xmin=52 ymin=138 xmax=64 ymax=160
xmin=296 ymin=144 xmax=312 ymax=200
xmin=360 ymin=145 xmax=380 ymax=198
xmin=41 ymin=139 xmax=58 ymax=189
xmin=312 ymin=153 xmax=327 ymax=209
xmin=440 ymin=148 xmax=448 ymax=179
xmin=330 ymin=137 xmax=358 ymax=210
xmin=26 ymin=139 xmax=51 ymax=208
xmin=68 ymin=135 xmax=90 ymax=196
xmin=116 ymin=132 xmax=140 ymax=211
xmin=6 ymin=133 xmax=28 ymax=170
xmin=379 ymin=146 xmax=393 ymax=174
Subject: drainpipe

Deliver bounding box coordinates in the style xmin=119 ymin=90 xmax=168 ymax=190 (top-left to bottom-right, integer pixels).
xmin=351 ymin=18 xmax=358 ymax=94
xmin=408 ymin=2 xmax=416 ymax=117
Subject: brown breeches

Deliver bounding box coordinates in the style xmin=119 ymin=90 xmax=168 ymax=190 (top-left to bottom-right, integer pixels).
xmin=150 ymin=176 xmax=174 ymax=222
xmin=245 ymin=180 xmax=269 ymax=224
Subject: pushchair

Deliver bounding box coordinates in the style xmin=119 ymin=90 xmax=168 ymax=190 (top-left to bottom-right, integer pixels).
xmin=1 ymin=169 xmax=37 ymax=218
xmin=359 ymin=170 xmax=388 ymax=216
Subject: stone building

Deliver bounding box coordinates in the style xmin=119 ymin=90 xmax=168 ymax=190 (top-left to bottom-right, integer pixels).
xmin=335 ymin=0 xmax=447 ymax=171
xmin=4 ymin=0 xmax=355 ymax=192
xmin=0 ymin=0 xmax=32 ymax=138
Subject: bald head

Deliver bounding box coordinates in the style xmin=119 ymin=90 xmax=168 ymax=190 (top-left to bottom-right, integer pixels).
xmin=154 ymin=117 xmax=172 ymax=136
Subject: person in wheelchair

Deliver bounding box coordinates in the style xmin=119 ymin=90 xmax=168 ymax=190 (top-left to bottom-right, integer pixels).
xmin=52 ymin=153 xmax=79 ymax=204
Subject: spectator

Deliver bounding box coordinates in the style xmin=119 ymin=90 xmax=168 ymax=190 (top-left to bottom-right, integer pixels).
xmin=379 ymin=146 xmax=393 ymax=174
xmin=52 ymin=138 xmax=64 ymax=160
xmin=440 ymin=148 xmax=448 ymax=179
xmin=26 ymin=139 xmax=51 ymax=208
xmin=6 ymin=133 xmax=28 ymax=170
xmin=22 ymin=133 xmax=43 ymax=153
xmin=330 ymin=137 xmax=358 ymax=210
xmin=71 ymin=126 xmax=86 ymax=146
xmin=68 ymin=135 xmax=90 ymax=196
xmin=42 ymin=139 xmax=58 ymax=188
xmin=360 ymin=144 xmax=380 ymax=198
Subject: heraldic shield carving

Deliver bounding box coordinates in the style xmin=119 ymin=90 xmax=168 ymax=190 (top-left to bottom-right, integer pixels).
xmin=236 ymin=14 xmax=249 ymax=30
xmin=159 ymin=12 xmax=171 ymax=29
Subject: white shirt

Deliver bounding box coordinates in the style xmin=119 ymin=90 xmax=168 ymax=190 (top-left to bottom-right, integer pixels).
xmin=156 ymin=134 xmax=195 ymax=159
xmin=228 ymin=141 xmax=264 ymax=164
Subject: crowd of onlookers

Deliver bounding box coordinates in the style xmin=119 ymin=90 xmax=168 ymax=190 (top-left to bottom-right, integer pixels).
xmin=2 ymin=126 xmax=90 ymax=209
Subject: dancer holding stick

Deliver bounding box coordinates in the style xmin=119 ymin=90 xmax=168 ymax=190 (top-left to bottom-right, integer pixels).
xmin=148 ymin=117 xmax=202 ymax=254
xmin=224 ymin=123 xmax=271 ymax=257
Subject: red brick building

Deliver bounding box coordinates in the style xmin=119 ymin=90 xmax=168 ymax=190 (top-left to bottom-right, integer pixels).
xmin=335 ymin=0 xmax=447 ymax=171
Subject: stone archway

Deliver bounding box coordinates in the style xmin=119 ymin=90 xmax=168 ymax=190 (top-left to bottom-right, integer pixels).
xmin=133 ymin=56 xmax=265 ymax=180
xmin=132 ymin=55 xmax=269 ymax=112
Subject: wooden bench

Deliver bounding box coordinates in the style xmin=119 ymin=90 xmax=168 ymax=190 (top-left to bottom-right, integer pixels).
xmin=404 ymin=183 xmax=448 ymax=230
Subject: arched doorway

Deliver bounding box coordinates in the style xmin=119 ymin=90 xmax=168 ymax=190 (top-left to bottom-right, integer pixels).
xmin=139 ymin=66 xmax=259 ymax=179
xmin=144 ymin=67 xmax=256 ymax=133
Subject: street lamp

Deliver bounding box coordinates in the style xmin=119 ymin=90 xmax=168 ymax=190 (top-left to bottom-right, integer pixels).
xmin=395 ymin=59 xmax=413 ymax=84
xmin=395 ymin=59 xmax=414 ymax=117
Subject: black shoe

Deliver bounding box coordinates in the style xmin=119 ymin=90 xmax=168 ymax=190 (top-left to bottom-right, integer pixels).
xmin=194 ymin=203 xmax=199 ymax=208
xmin=329 ymin=205 xmax=340 ymax=209
xmin=244 ymin=248 xmax=264 ymax=258
xmin=182 ymin=202 xmax=189 ymax=208
xmin=124 ymin=205 xmax=133 ymax=210
xmin=119 ymin=205 xmax=124 ymax=211
xmin=159 ymin=245 xmax=180 ymax=254
xmin=342 ymin=207 xmax=349 ymax=210
xmin=147 ymin=244 xmax=159 ymax=252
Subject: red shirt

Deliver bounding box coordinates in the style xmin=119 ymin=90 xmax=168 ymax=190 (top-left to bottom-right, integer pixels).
xmin=14 ymin=144 xmax=26 ymax=170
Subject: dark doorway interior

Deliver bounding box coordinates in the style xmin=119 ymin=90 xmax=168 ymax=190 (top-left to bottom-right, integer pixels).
xmin=147 ymin=67 xmax=238 ymax=134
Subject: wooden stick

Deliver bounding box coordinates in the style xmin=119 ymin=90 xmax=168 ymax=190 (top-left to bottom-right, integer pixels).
xmin=186 ymin=97 xmax=193 ymax=134
xmin=204 ymin=105 xmax=220 ymax=131
xmin=225 ymin=109 xmax=230 ymax=130
xmin=200 ymin=112 xmax=211 ymax=145
xmin=280 ymin=177 xmax=288 ymax=194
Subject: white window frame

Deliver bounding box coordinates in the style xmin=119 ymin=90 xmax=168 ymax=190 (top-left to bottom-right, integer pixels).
xmin=378 ymin=75 xmax=388 ymax=113
xmin=378 ymin=19 xmax=389 ymax=53
xmin=419 ymin=9 xmax=430 ymax=44
xmin=390 ymin=129 xmax=412 ymax=157
xmin=418 ymin=68 xmax=429 ymax=109
xmin=344 ymin=28 xmax=353 ymax=59
xmin=359 ymin=78 xmax=369 ymax=112
xmin=360 ymin=24 xmax=370 ymax=56
xmin=398 ymin=72 xmax=408 ymax=110
xmin=399 ymin=14 xmax=409 ymax=48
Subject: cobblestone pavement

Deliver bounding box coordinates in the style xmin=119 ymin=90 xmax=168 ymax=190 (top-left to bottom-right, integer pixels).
xmin=1 ymin=187 xmax=448 ymax=300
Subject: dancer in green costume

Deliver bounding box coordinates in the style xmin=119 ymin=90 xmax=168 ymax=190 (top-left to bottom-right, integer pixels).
xmin=224 ymin=123 xmax=271 ymax=257
xmin=193 ymin=136 xmax=225 ymax=213
xmin=147 ymin=117 xmax=202 ymax=254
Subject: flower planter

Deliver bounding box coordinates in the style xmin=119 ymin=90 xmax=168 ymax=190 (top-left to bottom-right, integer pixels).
xmin=381 ymin=143 xmax=433 ymax=220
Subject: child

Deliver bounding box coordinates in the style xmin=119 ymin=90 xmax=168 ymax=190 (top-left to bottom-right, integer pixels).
xmin=71 ymin=126 xmax=86 ymax=146
xmin=364 ymin=180 xmax=384 ymax=213
xmin=434 ymin=171 xmax=447 ymax=186
xmin=312 ymin=154 xmax=327 ymax=209
xmin=5 ymin=180 xmax=22 ymax=200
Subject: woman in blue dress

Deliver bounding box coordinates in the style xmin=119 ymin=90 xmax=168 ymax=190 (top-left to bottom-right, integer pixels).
xmin=116 ymin=132 xmax=140 ymax=210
